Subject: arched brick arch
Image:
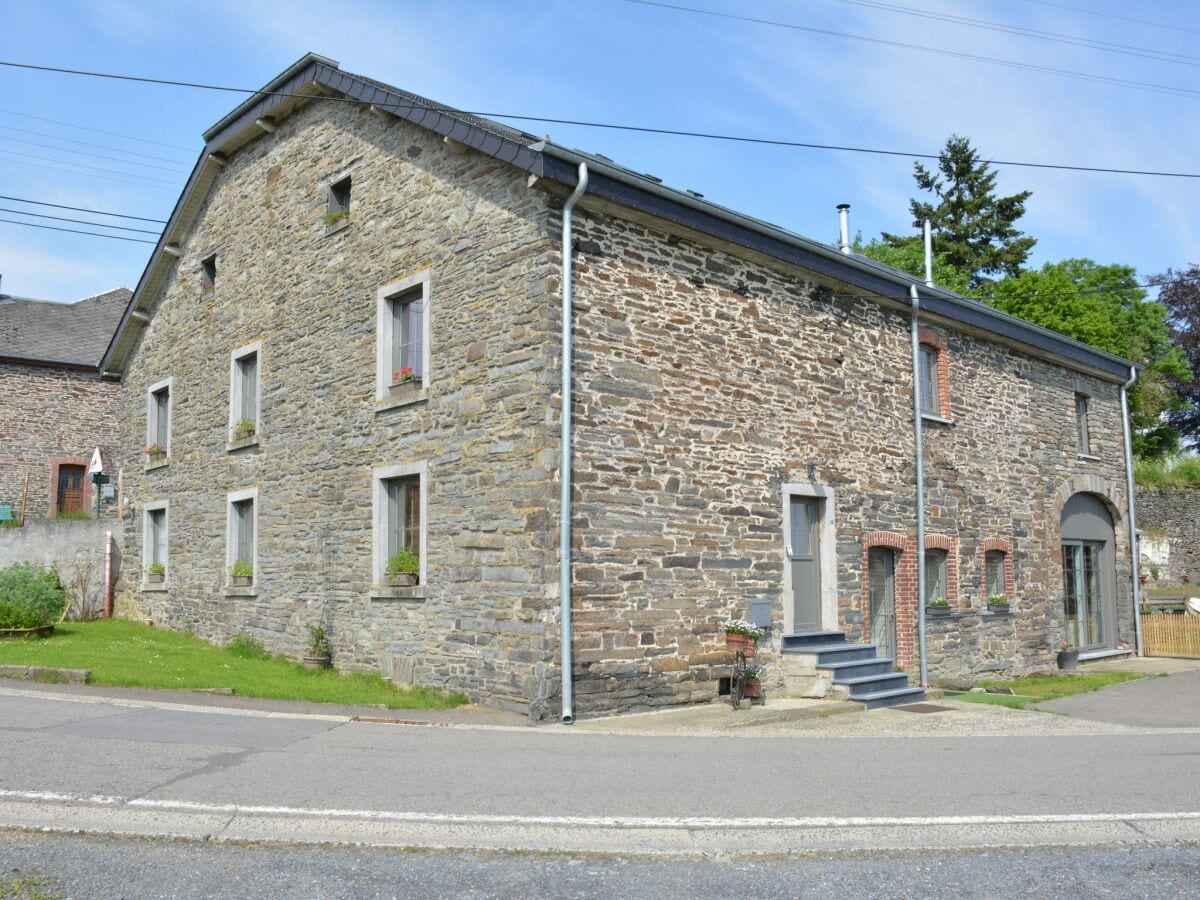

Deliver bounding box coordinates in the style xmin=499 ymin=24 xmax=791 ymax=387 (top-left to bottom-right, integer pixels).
xmin=1052 ymin=474 xmax=1126 ymax=523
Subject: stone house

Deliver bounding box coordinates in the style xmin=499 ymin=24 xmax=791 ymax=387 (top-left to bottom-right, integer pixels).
xmin=102 ymin=54 xmax=1142 ymax=718
xmin=0 ymin=286 xmax=128 ymax=522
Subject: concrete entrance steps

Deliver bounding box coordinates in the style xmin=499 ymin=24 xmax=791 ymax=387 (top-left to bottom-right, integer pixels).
xmin=780 ymin=630 xmax=925 ymax=710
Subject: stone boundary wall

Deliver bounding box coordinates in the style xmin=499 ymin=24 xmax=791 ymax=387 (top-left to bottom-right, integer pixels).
xmin=1136 ymin=484 xmax=1200 ymax=587
xmin=0 ymin=519 xmax=119 ymax=619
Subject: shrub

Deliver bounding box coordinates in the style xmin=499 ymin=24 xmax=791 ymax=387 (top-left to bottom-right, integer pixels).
xmin=385 ymin=547 xmax=420 ymax=577
xmin=230 ymin=559 xmax=254 ymax=578
xmin=0 ymin=562 xmax=67 ymax=628
xmin=225 ymin=632 xmax=269 ymax=660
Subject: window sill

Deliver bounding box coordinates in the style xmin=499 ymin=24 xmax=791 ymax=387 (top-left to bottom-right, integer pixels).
xmin=920 ymin=413 xmax=954 ymax=426
xmin=1079 ymin=648 xmax=1132 ymax=662
xmin=324 ymin=217 xmax=350 ymax=236
xmin=376 ymin=382 xmax=427 ymax=412
xmin=224 ymin=586 xmax=258 ymax=598
xmin=144 ymin=457 xmax=169 ymax=472
xmin=140 ymin=582 xmax=168 ymax=593
xmin=227 ymin=434 xmax=260 ymax=453
xmin=370 ymin=584 xmax=426 ymax=601
xmin=1077 ymin=453 xmax=1103 ymax=462
xmin=981 ymin=608 xmax=1013 ymax=617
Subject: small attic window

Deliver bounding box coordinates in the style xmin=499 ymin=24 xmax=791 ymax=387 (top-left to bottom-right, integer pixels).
xmin=201 ymin=255 xmax=217 ymax=291
xmin=325 ymin=176 xmax=351 ymax=229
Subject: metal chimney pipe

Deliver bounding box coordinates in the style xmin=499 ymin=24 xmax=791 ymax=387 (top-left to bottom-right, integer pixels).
xmin=923 ymin=218 xmax=934 ymax=287
xmin=837 ymin=204 xmax=851 ymax=255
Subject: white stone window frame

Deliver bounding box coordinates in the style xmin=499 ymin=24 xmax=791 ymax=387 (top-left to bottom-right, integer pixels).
xmin=375 ymin=269 xmax=431 ymax=401
xmin=780 ymin=482 xmax=838 ymax=633
xmin=145 ymin=376 xmax=173 ymax=457
xmin=228 ymin=341 xmax=263 ymax=442
xmin=225 ymin=487 xmax=259 ymax=583
xmin=372 ymin=461 xmax=428 ymax=587
xmin=142 ymin=499 xmax=169 ymax=587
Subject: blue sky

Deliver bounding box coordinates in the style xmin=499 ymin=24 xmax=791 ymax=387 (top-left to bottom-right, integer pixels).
xmin=1 ymin=0 xmax=1198 ymax=302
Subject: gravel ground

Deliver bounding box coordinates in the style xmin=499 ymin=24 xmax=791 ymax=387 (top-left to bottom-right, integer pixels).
xmin=3 ymin=831 xmax=1200 ymax=899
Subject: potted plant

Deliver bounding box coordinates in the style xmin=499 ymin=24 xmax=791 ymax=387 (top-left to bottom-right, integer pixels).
xmin=987 ymin=594 xmax=1010 ymax=614
xmin=146 ymin=562 xmax=166 ymax=584
xmin=302 ymin=625 xmax=332 ymax=669
xmin=385 ymin=547 xmax=420 ymax=586
xmin=144 ymin=442 xmax=167 ymax=463
xmin=742 ymin=663 xmax=764 ymax=699
xmin=925 ymin=597 xmax=952 ymax=618
xmin=232 ymin=418 xmax=256 ymax=441
xmin=323 ymin=209 xmax=350 ymax=228
xmin=230 ymin=559 xmax=254 ymax=587
xmin=723 ymin=620 xmax=762 ymax=656
xmin=1056 ymin=639 xmax=1079 ymax=670
xmin=389 ymin=366 xmax=421 ymax=399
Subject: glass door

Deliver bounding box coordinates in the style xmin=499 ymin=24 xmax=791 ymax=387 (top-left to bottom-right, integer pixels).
xmin=868 ymin=547 xmax=896 ymax=659
xmin=1062 ymin=541 xmax=1105 ymax=649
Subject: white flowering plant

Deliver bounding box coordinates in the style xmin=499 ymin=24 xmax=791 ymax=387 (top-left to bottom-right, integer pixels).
xmin=723 ymin=619 xmax=763 ymax=640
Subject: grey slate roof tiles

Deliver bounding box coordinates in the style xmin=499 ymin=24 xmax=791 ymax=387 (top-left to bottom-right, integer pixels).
xmin=0 ymin=287 xmax=131 ymax=366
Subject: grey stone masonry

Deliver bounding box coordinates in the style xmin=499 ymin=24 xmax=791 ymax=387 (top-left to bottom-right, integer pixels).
xmin=1136 ymin=484 xmax=1200 ymax=588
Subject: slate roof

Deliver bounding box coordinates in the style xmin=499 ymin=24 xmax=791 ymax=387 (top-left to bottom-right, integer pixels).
xmin=0 ymin=287 xmax=131 ymax=368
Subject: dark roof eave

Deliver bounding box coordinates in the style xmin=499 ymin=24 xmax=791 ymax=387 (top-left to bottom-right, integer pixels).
xmin=0 ymin=353 xmax=103 ymax=372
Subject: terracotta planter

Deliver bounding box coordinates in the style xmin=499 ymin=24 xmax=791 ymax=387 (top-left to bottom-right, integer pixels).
xmin=147 ymin=572 xmax=165 ymax=584
xmin=231 ymin=575 xmax=253 ymax=587
xmin=387 ymin=573 xmax=418 ymax=587
xmin=743 ymin=679 xmax=762 ymax=699
xmin=1057 ymin=650 xmax=1079 ymax=671
xmin=724 ymin=633 xmax=757 ymax=657
xmin=302 ymin=655 xmax=331 ymax=670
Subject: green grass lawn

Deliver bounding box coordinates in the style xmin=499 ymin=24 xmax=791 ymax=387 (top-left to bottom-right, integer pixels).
xmin=946 ymin=671 xmax=1149 ymax=709
xmin=0 ymin=619 xmax=467 ymax=710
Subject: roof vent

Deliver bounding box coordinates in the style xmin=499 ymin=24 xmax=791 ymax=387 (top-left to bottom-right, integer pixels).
xmin=836 ymin=204 xmax=851 ymax=255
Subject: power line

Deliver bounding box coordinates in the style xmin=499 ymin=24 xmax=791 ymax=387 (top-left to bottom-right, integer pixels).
xmin=0 ymin=134 xmax=191 ymax=173
xmin=0 ymin=194 xmax=167 ymax=223
xmin=829 ymin=0 xmax=1200 ymax=67
xmin=0 ymin=217 xmax=156 ymax=244
xmin=1016 ymin=0 xmax=1200 ymax=37
xmin=1 ymin=123 xmax=196 ymax=166
xmin=0 ymin=153 xmax=180 ymax=191
xmin=0 ymin=147 xmax=181 ymax=186
xmin=0 ymin=105 xmax=195 ymax=152
xmin=616 ymin=0 xmax=1200 ymax=98
xmin=0 ymin=207 xmax=161 ymax=234
xmin=0 ymin=58 xmax=1198 ymax=179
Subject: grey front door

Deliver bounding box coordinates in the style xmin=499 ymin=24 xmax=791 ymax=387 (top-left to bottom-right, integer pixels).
xmin=788 ymin=496 xmax=822 ymax=632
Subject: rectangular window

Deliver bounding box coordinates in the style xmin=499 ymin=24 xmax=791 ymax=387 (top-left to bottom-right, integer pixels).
xmin=373 ymin=463 xmax=427 ymax=587
xmin=376 ymin=271 xmax=431 ymax=399
xmin=226 ymin=489 xmax=258 ymax=585
xmin=985 ymin=549 xmax=1006 ymax=598
xmin=329 ymin=176 xmax=351 ymax=216
xmin=201 ymin=255 xmax=216 ymax=291
xmin=145 ymin=377 xmax=172 ymax=459
xmin=918 ymin=345 xmax=939 ymax=415
xmin=229 ymin=343 xmax=261 ymax=442
xmin=1075 ymin=394 xmax=1090 ymax=454
xmin=143 ymin=500 xmax=168 ymax=582
xmin=924 ymin=548 xmax=947 ymax=604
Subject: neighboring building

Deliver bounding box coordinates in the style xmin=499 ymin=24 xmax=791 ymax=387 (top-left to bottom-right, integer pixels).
xmin=0 ymin=287 xmax=129 ymax=521
xmin=103 ymin=54 xmax=1140 ymax=718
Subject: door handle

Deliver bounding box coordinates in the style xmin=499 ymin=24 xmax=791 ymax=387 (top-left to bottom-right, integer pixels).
xmin=786 ymin=544 xmax=793 ymax=556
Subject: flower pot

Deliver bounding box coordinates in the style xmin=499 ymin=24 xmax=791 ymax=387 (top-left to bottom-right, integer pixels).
xmin=147 ymin=572 xmax=165 ymax=584
xmin=1057 ymin=650 xmax=1079 ymax=671
xmin=231 ymin=575 xmax=253 ymax=587
xmin=302 ymin=654 xmax=332 ymax=670
xmin=987 ymin=602 xmax=1010 ymax=614
xmin=724 ymin=633 xmax=757 ymax=657
xmin=387 ymin=573 xmax=418 ymax=587
xmin=387 ymin=380 xmax=422 ymax=402
xmin=743 ymin=679 xmax=762 ymax=699
xmin=925 ymin=605 xmax=953 ymax=618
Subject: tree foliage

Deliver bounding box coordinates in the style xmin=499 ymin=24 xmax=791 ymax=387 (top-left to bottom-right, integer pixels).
xmin=991 ymin=259 xmax=1190 ymax=458
xmin=852 ymin=234 xmax=977 ymax=297
xmin=1149 ymin=265 xmax=1200 ymax=444
xmin=884 ymin=135 xmax=1036 ymax=290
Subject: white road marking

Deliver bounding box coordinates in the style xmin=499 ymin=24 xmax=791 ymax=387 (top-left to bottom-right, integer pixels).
xmin=1 ymin=789 xmax=1198 ymax=831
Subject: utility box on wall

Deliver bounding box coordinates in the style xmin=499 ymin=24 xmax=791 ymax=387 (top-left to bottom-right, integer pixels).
xmin=748 ymin=599 xmax=772 ymax=630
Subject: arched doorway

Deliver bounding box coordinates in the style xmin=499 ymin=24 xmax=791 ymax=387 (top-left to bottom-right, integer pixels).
xmin=1061 ymin=493 xmax=1117 ymax=651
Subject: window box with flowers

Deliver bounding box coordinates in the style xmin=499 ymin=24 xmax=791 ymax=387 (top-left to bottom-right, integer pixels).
xmin=144 ymin=443 xmax=168 ymax=469
xmin=387 ymin=366 xmax=422 ymax=402
xmin=385 ymin=547 xmax=420 ymax=587
xmin=986 ymin=595 xmax=1011 ymax=615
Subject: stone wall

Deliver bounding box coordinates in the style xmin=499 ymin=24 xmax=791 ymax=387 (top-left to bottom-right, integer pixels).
xmin=115 ymin=98 xmax=563 ymax=716
xmin=0 ymin=362 xmax=121 ymax=521
xmin=564 ymin=203 xmax=1134 ymax=713
xmin=0 ymin=519 xmax=118 ymax=619
xmin=1136 ymin=484 xmax=1200 ymax=587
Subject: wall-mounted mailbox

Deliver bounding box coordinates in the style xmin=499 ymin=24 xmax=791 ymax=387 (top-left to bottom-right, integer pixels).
xmin=748 ymin=599 xmax=772 ymax=629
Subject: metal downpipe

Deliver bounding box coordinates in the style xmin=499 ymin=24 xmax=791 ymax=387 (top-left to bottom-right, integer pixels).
xmin=910 ymin=284 xmax=929 ymax=687
xmin=559 ymin=162 xmax=589 ymax=725
xmin=1120 ymin=367 xmax=1144 ymax=656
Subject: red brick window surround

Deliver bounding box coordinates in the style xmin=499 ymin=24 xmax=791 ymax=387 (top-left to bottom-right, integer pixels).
xmin=981 ymin=538 xmax=1015 ymax=603
xmin=917 ymin=327 xmax=951 ymax=419
xmin=923 ymin=533 xmax=960 ymax=609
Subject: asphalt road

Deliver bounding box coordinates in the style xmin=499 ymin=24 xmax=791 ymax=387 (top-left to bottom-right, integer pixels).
xmin=3 ymin=682 xmax=1200 ymax=857
xmin=1037 ymin=668 xmax=1200 ymax=727
xmin=4 ymin=830 xmax=1200 ymax=899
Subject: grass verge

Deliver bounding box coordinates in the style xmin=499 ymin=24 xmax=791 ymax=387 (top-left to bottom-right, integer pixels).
xmin=0 ymin=619 xmax=467 ymax=710
xmin=946 ymin=671 xmax=1148 ymax=709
